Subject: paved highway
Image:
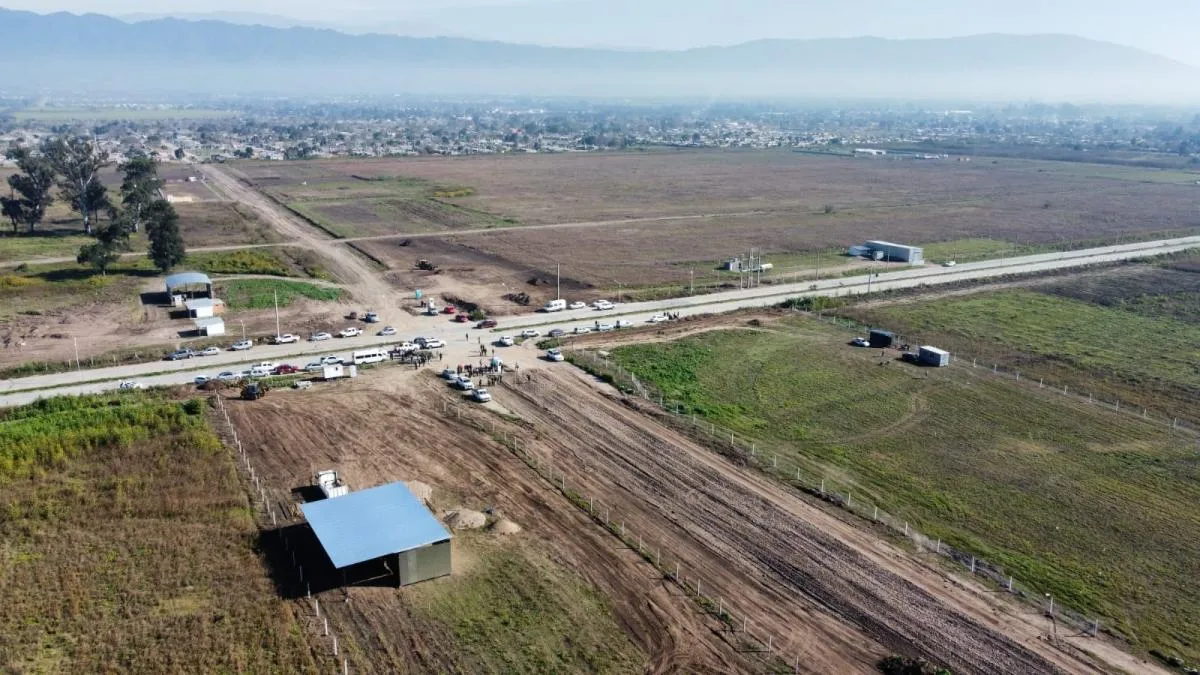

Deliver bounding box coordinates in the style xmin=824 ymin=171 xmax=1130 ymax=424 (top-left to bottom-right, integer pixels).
xmin=2 ymin=235 xmax=1197 ymax=406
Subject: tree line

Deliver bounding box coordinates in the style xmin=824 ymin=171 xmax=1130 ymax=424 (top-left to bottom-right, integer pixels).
xmin=2 ymin=137 xmax=185 ymax=274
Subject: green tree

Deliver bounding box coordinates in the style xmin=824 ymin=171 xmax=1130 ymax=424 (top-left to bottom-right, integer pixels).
xmin=174 ymin=148 xmax=185 ymax=160
xmin=40 ymin=136 xmax=110 ymax=235
xmin=76 ymin=211 xmax=133 ymax=275
xmin=145 ymin=199 xmax=185 ymax=273
xmin=119 ymin=155 xmax=163 ymax=233
xmin=3 ymin=146 xmax=56 ymax=234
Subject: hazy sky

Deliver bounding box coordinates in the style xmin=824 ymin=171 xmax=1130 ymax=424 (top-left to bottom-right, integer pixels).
xmin=11 ymin=0 xmax=1200 ymax=67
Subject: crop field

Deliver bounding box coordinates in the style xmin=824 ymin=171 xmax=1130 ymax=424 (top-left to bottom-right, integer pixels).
xmin=215 ymin=279 xmax=343 ymax=310
xmin=0 ymin=393 xmax=321 ymax=672
xmin=608 ymin=316 xmax=1200 ymax=664
xmin=840 ymin=257 xmax=1200 ymax=424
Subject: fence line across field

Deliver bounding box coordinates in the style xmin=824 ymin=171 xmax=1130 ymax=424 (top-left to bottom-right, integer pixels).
xmin=564 ymin=348 xmax=1108 ymax=643
xmin=214 ymin=395 xmax=351 ymax=674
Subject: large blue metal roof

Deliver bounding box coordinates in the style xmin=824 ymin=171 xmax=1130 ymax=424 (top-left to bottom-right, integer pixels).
xmin=300 ymin=481 xmax=451 ymax=569
xmin=164 ymin=271 xmax=212 ymax=292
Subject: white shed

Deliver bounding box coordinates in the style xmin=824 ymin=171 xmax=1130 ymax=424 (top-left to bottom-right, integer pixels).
xmin=193 ymin=317 xmax=226 ymax=337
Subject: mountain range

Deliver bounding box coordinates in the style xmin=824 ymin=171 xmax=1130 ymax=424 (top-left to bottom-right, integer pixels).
xmin=2 ymin=7 xmax=1198 ymax=102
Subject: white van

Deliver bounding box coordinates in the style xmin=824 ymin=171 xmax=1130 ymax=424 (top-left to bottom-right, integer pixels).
xmin=543 ymin=298 xmax=567 ymax=312
xmin=352 ymin=348 xmax=388 ymax=365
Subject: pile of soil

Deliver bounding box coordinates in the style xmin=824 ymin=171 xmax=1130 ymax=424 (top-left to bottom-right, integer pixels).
xmin=491 ymin=519 xmax=522 ymax=535
xmin=405 ymin=480 xmax=433 ymax=504
xmin=444 ymin=509 xmax=487 ymax=530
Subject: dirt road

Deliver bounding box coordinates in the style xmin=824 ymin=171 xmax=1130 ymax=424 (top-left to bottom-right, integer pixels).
xmin=200 ymin=164 xmax=394 ymax=310
xmin=492 ymin=367 xmax=1138 ymax=674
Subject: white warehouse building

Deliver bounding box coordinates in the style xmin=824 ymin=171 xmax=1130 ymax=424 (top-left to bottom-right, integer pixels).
xmin=864 ymin=240 xmax=924 ymax=265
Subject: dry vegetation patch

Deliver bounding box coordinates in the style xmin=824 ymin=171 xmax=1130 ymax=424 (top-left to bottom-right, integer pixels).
xmin=0 ymin=393 xmax=321 ymax=673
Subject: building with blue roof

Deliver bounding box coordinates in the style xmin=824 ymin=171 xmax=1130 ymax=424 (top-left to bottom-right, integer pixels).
xmin=300 ymin=481 xmax=452 ymax=587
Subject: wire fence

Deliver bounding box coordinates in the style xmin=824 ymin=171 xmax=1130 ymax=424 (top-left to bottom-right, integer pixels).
xmin=798 ymin=309 xmax=1199 ymax=437
xmin=564 ymin=348 xmax=1110 ymax=644
xmin=212 ymin=394 xmax=353 ymax=675
xmin=439 ymin=395 xmax=806 ymax=673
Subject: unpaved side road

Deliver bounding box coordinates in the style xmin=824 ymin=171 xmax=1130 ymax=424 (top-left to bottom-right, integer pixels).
xmin=495 ymin=367 xmax=1155 ymax=675
xmin=200 ymin=164 xmax=394 ymax=311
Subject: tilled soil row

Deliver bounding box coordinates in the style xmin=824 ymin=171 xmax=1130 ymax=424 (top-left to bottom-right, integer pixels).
xmin=497 ymin=368 xmax=1065 ymax=675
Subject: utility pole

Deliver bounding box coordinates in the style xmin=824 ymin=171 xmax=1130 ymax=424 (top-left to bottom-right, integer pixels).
xmin=690 ymin=269 xmax=694 ymax=294
xmin=274 ymin=289 xmax=281 ymax=340
xmin=239 ymin=320 xmax=246 ymax=340
xmin=73 ymin=337 xmax=80 ymax=371
xmin=556 ymin=263 xmax=561 ymax=301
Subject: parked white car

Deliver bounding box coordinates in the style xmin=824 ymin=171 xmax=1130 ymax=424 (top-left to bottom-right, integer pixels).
xmin=231 ymin=340 xmax=253 ymax=351
xmin=198 ymin=346 xmax=221 ymax=356
xmin=596 ymin=323 xmax=614 ymax=332
xmin=568 ymin=301 xmax=587 ymax=310
xmin=593 ymin=300 xmax=614 ymax=310
xmin=319 ymin=355 xmax=342 ymax=365
xmin=851 ymin=337 xmax=871 ymax=347
xmin=520 ymin=328 xmax=540 ymax=338
xmin=118 ymin=380 xmax=144 ymax=390
xmin=453 ymin=375 xmax=475 ymax=391
xmin=338 ymin=327 xmax=363 ymax=338
xmin=647 ymin=314 xmax=668 ymax=323
xmin=546 ymin=349 xmax=565 ymax=362
xmin=615 ymin=319 xmax=633 ymax=328
xmin=310 ymin=332 xmax=332 ymax=342
xmin=273 ymin=333 xmax=299 ymax=344
xmin=573 ymin=326 xmax=592 ymax=334
xmin=471 ymin=388 xmax=492 ymax=402
xmin=421 ymin=338 xmax=446 ymax=349
xmin=217 ymin=371 xmax=240 ymax=382
xmin=497 ymin=335 xmax=515 ymax=347
xmin=378 ymin=326 xmax=397 ymax=336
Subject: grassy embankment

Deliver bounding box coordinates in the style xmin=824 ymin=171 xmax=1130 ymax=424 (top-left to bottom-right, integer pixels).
xmin=610 ymin=317 xmax=1200 ymax=664
xmin=0 ymin=393 xmax=321 ymax=672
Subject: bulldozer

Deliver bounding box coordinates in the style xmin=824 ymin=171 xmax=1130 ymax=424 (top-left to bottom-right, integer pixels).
xmin=241 ymin=381 xmax=268 ymax=401
xmin=416 ymin=259 xmax=440 ymax=272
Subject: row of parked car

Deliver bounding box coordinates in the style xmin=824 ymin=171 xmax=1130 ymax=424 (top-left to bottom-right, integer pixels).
xmin=440 ymin=368 xmax=492 ymax=402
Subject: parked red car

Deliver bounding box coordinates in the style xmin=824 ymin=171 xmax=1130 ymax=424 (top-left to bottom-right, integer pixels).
xmin=443 ymin=305 xmax=457 ymax=314
xmin=454 ymin=313 xmax=470 ymax=323
xmin=273 ymin=364 xmax=300 ymax=375
xmin=476 ymin=319 xmax=497 ymax=329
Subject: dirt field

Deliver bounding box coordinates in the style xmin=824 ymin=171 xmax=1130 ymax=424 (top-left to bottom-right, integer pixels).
xmin=315 ymin=150 xmax=1200 ymax=308
xmin=234 ymin=150 xmax=1200 ymax=233
xmin=214 ymin=360 xmax=1162 ymax=674
xmin=224 ymin=375 xmax=764 ymax=673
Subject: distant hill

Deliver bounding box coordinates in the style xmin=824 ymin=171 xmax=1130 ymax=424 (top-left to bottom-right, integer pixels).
xmin=1 ymin=8 xmax=1197 ymax=101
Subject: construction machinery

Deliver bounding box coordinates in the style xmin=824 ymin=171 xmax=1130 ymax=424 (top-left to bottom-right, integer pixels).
xmin=417 ymin=259 xmax=440 ymax=272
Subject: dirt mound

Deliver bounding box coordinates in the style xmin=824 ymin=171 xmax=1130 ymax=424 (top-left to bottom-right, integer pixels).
xmin=444 ymin=509 xmax=487 ymax=530
xmin=491 ymin=518 xmax=521 ymax=535
xmin=405 ymin=480 xmax=433 ymax=504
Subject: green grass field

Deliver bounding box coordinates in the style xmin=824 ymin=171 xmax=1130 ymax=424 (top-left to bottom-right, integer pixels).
xmin=610 ymin=318 xmax=1200 ymax=663
xmin=841 ymin=261 xmax=1200 ymax=423
xmin=216 ymin=279 xmax=342 ymax=310
xmin=0 ymin=393 xmax=321 ymax=672
xmin=405 ymin=537 xmax=644 ymax=673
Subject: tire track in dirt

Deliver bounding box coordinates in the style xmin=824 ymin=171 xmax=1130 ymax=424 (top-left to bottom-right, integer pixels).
xmin=495 ymin=368 xmax=1075 ymax=674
